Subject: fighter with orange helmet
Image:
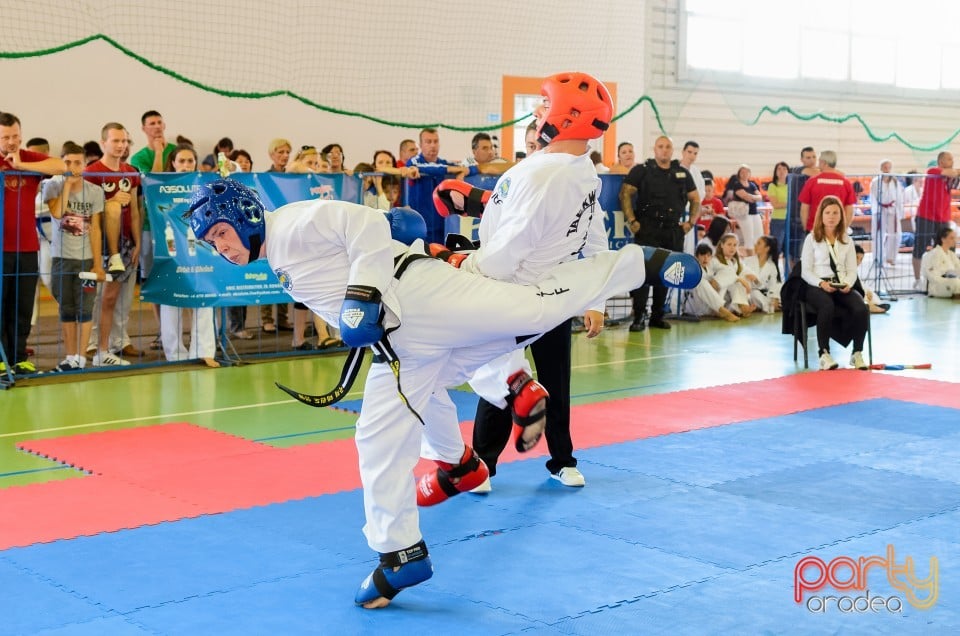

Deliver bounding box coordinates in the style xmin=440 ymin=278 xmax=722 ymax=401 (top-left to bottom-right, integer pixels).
xmin=428 ymin=73 xmax=695 ymax=492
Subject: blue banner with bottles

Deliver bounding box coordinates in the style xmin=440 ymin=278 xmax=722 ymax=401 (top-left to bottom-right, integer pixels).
xmin=140 ymin=172 xmax=359 ymax=308
xmin=141 ymin=171 xmax=630 ymax=307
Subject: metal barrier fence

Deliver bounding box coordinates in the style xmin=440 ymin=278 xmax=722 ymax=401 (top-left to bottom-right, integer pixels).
xmin=6 ymin=166 xmax=955 ymax=386
xmin=1 ymin=171 xmax=368 ymax=387
xmin=1 ymin=170 xmax=636 ymax=387
xmin=783 ymin=171 xmax=959 ymax=299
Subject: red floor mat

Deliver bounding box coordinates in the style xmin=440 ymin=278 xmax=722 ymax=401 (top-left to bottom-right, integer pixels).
xmin=5 ymin=372 xmax=957 ymax=550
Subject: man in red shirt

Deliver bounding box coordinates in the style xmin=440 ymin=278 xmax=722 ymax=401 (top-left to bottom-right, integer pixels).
xmin=83 ymin=122 xmax=142 ymax=367
xmin=913 ymin=151 xmax=960 ymax=281
xmin=798 ymin=150 xmax=856 ymax=231
xmin=0 ymin=112 xmax=65 ymax=375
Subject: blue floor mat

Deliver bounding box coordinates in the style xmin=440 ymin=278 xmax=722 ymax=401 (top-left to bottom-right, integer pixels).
xmin=3 ymin=399 xmax=956 ymax=634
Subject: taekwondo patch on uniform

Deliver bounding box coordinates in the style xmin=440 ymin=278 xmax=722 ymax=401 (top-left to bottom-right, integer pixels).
xmin=498 ymin=177 xmax=511 ymax=199
xmin=275 ymin=268 xmax=293 ymax=291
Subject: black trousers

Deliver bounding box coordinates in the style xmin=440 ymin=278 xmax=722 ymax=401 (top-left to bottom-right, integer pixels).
xmin=804 ymin=286 xmax=868 ymax=353
xmin=472 ymin=318 xmax=574 ymax=476
xmin=630 ymin=223 xmax=682 ymax=322
xmin=1 ymin=251 xmax=39 ymax=364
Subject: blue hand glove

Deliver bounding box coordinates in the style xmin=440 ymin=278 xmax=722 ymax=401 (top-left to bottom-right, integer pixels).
xmin=384 ymin=207 xmax=427 ymax=245
xmin=339 ymin=285 xmax=384 ymax=347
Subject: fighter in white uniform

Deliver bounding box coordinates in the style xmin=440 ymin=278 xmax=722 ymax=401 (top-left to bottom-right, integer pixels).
xmin=432 ymin=72 xmax=632 ymax=489
xmin=187 ymin=179 xmax=698 ymax=609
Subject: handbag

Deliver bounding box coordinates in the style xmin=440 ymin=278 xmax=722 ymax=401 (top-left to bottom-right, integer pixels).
xmin=727 ymin=200 xmax=750 ymax=221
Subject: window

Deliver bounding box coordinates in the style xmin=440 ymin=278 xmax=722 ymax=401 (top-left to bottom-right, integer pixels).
xmin=683 ymin=0 xmax=958 ymax=94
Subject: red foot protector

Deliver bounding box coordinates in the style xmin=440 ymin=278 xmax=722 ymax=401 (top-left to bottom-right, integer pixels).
xmin=508 ymin=371 xmax=548 ymax=452
xmin=416 ymin=446 xmax=489 ymax=506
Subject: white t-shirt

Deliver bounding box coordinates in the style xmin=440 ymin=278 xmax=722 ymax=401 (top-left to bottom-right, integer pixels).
xmin=40 ymin=176 xmax=105 ymax=261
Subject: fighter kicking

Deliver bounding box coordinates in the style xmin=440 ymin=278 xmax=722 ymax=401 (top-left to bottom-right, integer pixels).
xmin=433 ymin=71 xmax=652 ymax=492
xmin=187 ymin=177 xmax=698 ymax=607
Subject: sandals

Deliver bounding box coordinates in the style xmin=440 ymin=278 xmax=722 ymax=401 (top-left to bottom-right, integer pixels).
xmin=319 ymin=337 xmax=344 ymax=350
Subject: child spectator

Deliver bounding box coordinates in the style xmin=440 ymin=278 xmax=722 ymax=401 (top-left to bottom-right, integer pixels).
xmin=696 ymin=177 xmax=727 ymax=231
xmin=746 ymin=235 xmax=782 ymax=313
xmin=711 ymin=233 xmax=757 ymax=317
xmin=699 ymin=215 xmax=731 ymax=253
xmin=41 ymin=142 xmax=105 ymax=371
xmin=922 ymin=227 xmax=960 ymax=298
xmin=685 ymin=243 xmax=740 ymax=322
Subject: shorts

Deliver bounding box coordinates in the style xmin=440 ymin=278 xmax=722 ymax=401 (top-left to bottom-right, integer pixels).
xmin=50 ymin=257 xmax=96 ymax=322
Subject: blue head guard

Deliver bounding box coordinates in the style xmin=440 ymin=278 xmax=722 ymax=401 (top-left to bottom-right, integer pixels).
xmin=187 ymin=179 xmax=266 ymax=262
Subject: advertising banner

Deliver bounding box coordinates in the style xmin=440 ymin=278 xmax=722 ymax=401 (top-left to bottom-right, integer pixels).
xmin=140 ymin=172 xmax=357 ymax=308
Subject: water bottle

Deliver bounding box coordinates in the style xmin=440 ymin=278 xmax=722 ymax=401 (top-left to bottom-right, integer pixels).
xmin=165 ymin=220 xmax=176 ymax=257
xmin=217 ymin=152 xmax=229 ymax=178
xmin=187 ymin=226 xmax=197 ymax=257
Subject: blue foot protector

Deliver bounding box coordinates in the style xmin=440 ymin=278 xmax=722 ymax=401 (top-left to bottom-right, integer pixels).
xmin=355 ymin=540 xmax=433 ymax=609
xmin=642 ymin=247 xmax=702 ymax=289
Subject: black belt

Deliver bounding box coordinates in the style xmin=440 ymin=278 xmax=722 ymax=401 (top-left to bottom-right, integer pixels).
xmin=275 ymin=250 xmax=429 ymax=426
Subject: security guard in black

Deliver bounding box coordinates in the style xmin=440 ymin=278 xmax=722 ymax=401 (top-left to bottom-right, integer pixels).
xmin=619 ymin=136 xmax=699 ymax=330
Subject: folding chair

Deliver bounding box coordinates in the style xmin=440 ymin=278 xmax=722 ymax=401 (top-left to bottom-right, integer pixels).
xmin=793 ymin=299 xmax=872 ymax=369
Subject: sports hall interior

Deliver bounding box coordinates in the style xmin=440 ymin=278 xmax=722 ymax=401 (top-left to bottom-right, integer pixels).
xmin=1 ymin=1 xmax=958 ymax=633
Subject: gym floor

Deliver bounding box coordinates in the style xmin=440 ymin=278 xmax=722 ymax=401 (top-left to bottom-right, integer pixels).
xmin=1 ymin=293 xmax=957 ymax=633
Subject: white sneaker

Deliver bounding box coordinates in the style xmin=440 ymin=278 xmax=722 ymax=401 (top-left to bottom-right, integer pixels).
xmin=470 ymin=477 xmax=492 ymax=494
xmin=551 ymin=466 xmax=586 ymax=487
xmin=92 ymin=351 xmax=131 ymax=367
xmin=818 ymin=352 xmax=839 ymax=370
xmin=850 ymin=351 xmax=868 ymax=370
xmin=53 ymin=358 xmax=81 ymax=373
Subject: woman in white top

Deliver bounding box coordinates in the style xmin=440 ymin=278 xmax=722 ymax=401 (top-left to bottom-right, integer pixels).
xmin=160 ymin=145 xmax=220 ymax=367
xmin=924 ymin=227 xmax=960 ymax=298
xmin=800 ymin=195 xmax=869 ymax=370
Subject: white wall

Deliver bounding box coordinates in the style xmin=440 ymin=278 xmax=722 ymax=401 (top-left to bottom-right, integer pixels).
xmin=1 ymin=1 xmax=645 ymax=169
xmin=7 ymin=0 xmax=952 ymax=180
